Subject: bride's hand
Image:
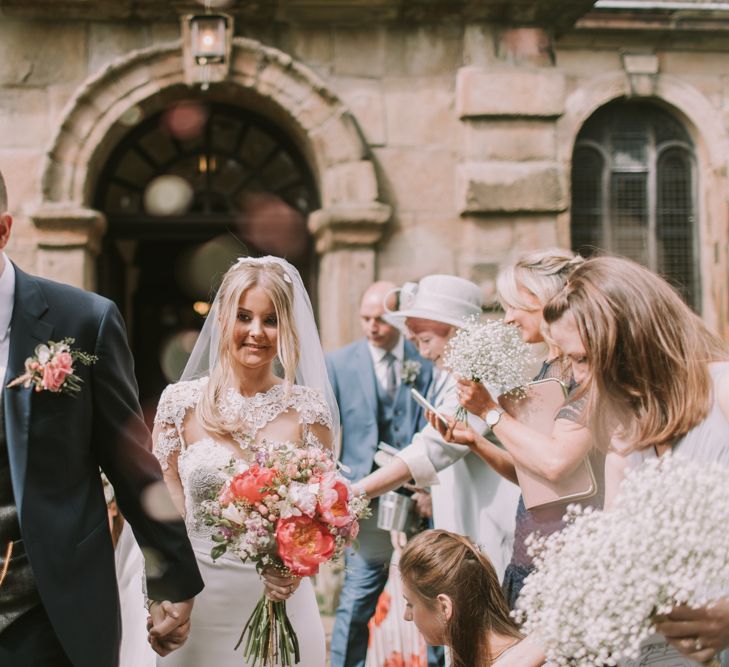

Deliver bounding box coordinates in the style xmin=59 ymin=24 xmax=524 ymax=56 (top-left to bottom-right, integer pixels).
xmin=261 ymin=567 xmax=301 ymax=601
xmin=426 ymin=411 xmax=477 ymax=447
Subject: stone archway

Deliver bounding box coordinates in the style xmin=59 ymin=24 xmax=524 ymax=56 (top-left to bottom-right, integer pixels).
xmin=33 ymin=37 xmax=390 ymax=349
xmin=556 ymin=71 xmax=729 ymax=337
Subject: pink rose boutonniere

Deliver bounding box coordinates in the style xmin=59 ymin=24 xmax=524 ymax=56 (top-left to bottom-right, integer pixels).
xmin=7 ymin=338 xmax=97 ymax=395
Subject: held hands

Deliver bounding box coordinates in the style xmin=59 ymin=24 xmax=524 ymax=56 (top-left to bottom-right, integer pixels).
xmin=426 ymin=410 xmax=478 ymax=448
xmin=261 ymin=566 xmax=301 ymax=602
xmin=654 ymin=600 xmax=729 ymax=663
xmin=146 ymin=598 xmax=194 ymax=656
xmin=456 ymin=378 xmax=497 ymax=417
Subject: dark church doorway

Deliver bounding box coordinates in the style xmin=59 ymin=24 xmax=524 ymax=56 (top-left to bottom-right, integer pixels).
xmin=94 ymin=100 xmax=318 ymax=419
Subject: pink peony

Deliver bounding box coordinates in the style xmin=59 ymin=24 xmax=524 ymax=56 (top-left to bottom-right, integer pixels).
xmin=317 ymin=472 xmax=353 ymax=528
xmin=275 ymin=516 xmax=335 ymax=576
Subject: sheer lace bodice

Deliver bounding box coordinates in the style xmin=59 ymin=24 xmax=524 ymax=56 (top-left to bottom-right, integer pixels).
xmin=153 ymin=378 xmax=333 ymax=540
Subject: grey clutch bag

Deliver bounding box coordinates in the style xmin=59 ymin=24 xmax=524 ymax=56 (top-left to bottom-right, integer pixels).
xmin=499 ymin=378 xmax=597 ymax=510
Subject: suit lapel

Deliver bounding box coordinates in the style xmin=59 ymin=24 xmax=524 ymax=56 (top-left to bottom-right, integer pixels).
xmin=354 ymin=340 xmax=377 ymax=417
xmin=3 ymin=266 xmax=53 ymax=520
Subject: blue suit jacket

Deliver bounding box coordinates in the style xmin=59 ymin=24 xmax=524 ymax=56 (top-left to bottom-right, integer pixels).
xmin=326 ymin=338 xmax=432 ymax=483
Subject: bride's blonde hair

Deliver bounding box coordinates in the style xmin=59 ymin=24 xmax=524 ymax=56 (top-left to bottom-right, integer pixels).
xmin=197 ymin=260 xmax=300 ymax=435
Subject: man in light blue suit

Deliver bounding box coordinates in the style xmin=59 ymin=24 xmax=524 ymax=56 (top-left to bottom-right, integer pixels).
xmin=327 ymin=281 xmax=432 ymax=667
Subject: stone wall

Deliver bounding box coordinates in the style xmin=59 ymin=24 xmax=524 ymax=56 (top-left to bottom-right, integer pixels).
xmin=1 ymin=16 xmax=727 ymax=341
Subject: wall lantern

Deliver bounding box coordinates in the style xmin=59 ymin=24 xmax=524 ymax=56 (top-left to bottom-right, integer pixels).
xmin=182 ymin=11 xmax=233 ymax=90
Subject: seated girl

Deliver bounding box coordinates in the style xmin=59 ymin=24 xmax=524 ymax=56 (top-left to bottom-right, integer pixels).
xmin=398 ymin=529 xmax=528 ymax=667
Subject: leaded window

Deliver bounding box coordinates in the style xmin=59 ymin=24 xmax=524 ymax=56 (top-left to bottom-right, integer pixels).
xmin=571 ymin=101 xmax=700 ymax=310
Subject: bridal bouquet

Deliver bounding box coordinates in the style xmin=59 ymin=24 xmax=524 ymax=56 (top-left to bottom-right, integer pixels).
xmin=202 ymin=446 xmax=370 ymax=666
xmin=443 ymin=315 xmax=532 ymax=422
xmin=514 ymin=454 xmax=729 ymax=666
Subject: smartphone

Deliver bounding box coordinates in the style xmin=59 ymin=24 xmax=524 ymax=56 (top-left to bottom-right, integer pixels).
xmin=410 ymin=388 xmax=449 ymax=427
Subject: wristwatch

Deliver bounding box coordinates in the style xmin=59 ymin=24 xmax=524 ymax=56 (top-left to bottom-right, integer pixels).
xmin=484 ymin=407 xmax=505 ymax=430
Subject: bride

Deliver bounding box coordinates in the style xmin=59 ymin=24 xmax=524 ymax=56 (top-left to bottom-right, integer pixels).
xmin=152 ymin=256 xmax=337 ymax=666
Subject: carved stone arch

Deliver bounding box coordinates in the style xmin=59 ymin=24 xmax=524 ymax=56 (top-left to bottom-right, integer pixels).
xmin=556 ymin=71 xmax=728 ymax=336
xmin=34 ymin=37 xmax=390 ymax=347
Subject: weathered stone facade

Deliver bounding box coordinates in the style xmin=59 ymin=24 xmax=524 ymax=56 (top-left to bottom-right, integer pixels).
xmin=1 ymin=0 xmax=728 ymax=346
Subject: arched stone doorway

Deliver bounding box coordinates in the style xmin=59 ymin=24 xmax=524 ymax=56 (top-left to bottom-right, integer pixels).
xmin=94 ymin=100 xmax=320 ymax=409
xmin=32 ymin=37 xmax=391 ymax=354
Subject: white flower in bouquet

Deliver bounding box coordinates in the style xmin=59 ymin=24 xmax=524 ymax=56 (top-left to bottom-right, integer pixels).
xmin=514 ymin=454 xmax=729 ymax=666
xmin=443 ymin=315 xmax=532 ymax=421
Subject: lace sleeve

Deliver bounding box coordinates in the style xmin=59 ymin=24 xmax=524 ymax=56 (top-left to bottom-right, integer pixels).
xmin=153 ymin=379 xmax=204 ymax=471
xmin=293 ymin=386 xmax=334 ymax=450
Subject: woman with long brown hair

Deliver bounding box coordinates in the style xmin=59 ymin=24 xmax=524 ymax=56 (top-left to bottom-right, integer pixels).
xmin=499 ymin=256 xmax=729 ymax=666
xmin=398 ymin=530 xmax=523 ymax=667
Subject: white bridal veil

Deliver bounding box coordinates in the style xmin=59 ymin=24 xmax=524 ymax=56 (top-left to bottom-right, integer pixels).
xmin=180 ymin=255 xmax=340 ymax=441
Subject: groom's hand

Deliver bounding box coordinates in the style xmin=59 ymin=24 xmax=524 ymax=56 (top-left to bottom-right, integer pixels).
xmin=147 ymin=598 xmax=194 ymax=656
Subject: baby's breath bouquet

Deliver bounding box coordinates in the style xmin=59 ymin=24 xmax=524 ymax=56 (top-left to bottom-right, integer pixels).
xmin=514 ymin=454 xmax=729 ymax=667
xmin=443 ymin=315 xmax=532 ymax=422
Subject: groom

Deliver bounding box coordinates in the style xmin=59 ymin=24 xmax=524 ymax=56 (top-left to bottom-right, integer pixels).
xmin=0 ymin=171 xmax=203 ymax=666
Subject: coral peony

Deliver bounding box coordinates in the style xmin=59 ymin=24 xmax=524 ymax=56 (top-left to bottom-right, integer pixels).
xmin=226 ymin=465 xmax=276 ymax=504
xmin=275 ymin=515 xmax=335 ymax=576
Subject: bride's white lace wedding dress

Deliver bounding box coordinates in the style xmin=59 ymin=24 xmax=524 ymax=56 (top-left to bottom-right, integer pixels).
xmin=153 ymin=377 xmax=331 ymax=666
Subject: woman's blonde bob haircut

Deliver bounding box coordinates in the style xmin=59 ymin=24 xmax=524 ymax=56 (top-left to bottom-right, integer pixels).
xmin=197 ymin=260 xmax=299 ymax=435
xmin=496 ymin=248 xmax=585 ymax=312
xmin=543 ymin=256 xmax=728 ymax=452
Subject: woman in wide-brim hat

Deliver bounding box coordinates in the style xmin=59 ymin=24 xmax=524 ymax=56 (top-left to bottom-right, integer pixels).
xmin=355 ymin=274 xmax=520 ymax=581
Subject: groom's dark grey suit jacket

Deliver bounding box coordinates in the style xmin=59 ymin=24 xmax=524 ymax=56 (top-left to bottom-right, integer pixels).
xmin=2 ymin=264 xmax=203 ymax=667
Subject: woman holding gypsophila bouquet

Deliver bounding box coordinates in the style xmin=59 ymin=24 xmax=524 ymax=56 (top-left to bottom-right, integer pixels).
xmin=498 ymin=256 xmax=729 ymax=667
xmin=427 ymin=249 xmax=605 ymax=609
xmin=152 ymin=257 xmax=353 ymax=667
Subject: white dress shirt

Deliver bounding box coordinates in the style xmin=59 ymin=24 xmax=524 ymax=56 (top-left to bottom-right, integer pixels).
xmin=0 ymin=254 xmax=16 ymax=384
xmin=368 ymin=334 xmax=404 ymax=393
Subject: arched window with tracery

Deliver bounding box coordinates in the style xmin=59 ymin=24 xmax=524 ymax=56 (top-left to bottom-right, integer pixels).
xmin=571 ymin=100 xmax=700 ymax=310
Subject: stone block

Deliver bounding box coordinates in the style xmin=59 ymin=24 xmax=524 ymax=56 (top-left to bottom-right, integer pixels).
xmin=0 ymin=149 xmax=44 ymax=213
xmin=88 ymin=22 xmax=150 ymax=74
xmin=0 ymin=20 xmax=87 ymax=86
xmin=461 ymin=120 xmax=556 ymax=161
xmin=456 ymin=161 xmax=566 ymax=213
xmin=0 ymin=88 xmax=51 ymax=149
xmin=555 ymin=48 xmax=621 ymax=77
xmin=333 ymin=26 xmax=386 ymax=77
xmin=463 ymin=25 xmax=497 ymax=67
xmin=374 ymin=147 xmax=456 ymax=214
xmin=258 ymin=63 xmax=313 ymax=109
xmin=310 ymin=111 xmax=367 ymax=167
xmin=322 ymin=161 xmax=378 ymax=206
xmin=384 ymin=25 xmax=462 ymax=77
xmin=150 ymin=21 xmax=180 ymax=44
xmin=331 ymin=77 xmax=386 ymax=146
xmin=230 ymin=47 xmax=263 ymax=88
xmin=383 ymin=77 xmax=458 ymax=148
xmin=279 ymin=25 xmax=333 ymax=67
xmin=456 ymin=66 xmax=565 ymax=119
xmin=378 ymin=220 xmax=457 ymax=283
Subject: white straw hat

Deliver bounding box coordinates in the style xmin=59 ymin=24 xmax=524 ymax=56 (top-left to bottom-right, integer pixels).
xmin=383 ymin=274 xmax=483 ymax=329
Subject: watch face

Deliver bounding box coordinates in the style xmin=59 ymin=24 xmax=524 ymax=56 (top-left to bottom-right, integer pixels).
xmin=486 ymin=409 xmax=502 ymax=427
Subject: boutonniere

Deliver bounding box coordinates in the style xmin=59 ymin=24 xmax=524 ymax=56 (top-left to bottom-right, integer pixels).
xmin=7 ymin=338 xmax=97 ymax=395
xmin=401 ymin=360 xmax=422 ymax=387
